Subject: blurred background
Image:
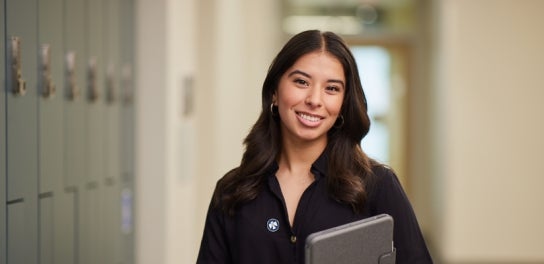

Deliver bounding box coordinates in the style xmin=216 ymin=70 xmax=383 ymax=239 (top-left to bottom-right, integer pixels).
xmin=2 ymin=0 xmax=544 ymax=263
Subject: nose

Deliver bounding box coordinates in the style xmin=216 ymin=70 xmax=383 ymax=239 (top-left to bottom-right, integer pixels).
xmin=305 ymin=86 xmax=322 ymax=108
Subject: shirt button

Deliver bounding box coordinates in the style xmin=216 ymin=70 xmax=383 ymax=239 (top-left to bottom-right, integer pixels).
xmin=290 ymin=235 xmax=297 ymax=244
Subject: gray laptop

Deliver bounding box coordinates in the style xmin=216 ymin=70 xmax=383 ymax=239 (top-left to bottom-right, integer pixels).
xmin=305 ymin=214 xmax=396 ymax=264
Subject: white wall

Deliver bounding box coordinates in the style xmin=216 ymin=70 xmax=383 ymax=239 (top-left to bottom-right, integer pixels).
xmin=135 ymin=0 xmax=198 ymax=263
xmin=135 ymin=0 xmax=168 ymax=263
xmin=194 ymin=0 xmax=283 ymax=256
xmin=136 ymin=0 xmax=282 ymax=263
xmin=432 ymin=0 xmax=544 ymax=262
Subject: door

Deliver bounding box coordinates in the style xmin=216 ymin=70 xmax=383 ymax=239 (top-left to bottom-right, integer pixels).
xmin=1 ymin=0 xmax=7 ymax=262
xmin=5 ymin=0 xmax=39 ymax=263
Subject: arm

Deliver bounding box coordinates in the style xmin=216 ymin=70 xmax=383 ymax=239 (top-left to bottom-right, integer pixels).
xmin=370 ymin=166 xmax=433 ymax=264
xmin=196 ymin=201 xmax=232 ymax=264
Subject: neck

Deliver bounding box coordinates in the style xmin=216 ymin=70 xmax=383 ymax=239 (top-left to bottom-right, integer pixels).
xmin=278 ymin=138 xmax=326 ymax=176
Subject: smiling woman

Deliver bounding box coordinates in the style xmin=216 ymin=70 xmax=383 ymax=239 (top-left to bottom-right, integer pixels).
xmin=273 ymin=51 xmax=345 ymax=149
xmin=196 ymin=30 xmax=432 ymax=264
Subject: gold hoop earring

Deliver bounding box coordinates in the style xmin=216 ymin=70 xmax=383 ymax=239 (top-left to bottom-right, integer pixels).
xmin=270 ymin=103 xmax=278 ymax=116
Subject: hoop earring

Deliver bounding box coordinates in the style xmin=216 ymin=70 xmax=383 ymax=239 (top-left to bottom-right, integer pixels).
xmin=270 ymin=103 xmax=279 ymax=116
xmin=334 ymin=115 xmax=344 ymax=128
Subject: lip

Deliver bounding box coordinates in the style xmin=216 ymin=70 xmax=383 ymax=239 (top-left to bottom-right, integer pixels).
xmin=295 ymin=111 xmax=324 ymax=127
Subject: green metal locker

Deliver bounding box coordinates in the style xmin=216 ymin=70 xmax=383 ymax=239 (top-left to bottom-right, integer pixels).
xmin=1 ymin=1 xmax=7 ymax=263
xmin=85 ymin=0 xmax=105 ymax=188
xmin=5 ymin=0 xmax=39 ymax=263
xmin=63 ymin=0 xmax=87 ymax=263
xmin=63 ymin=0 xmax=86 ymax=189
xmin=2 ymin=0 xmax=135 ymax=263
xmin=83 ymin=1 xmax=106 ymax=263
xmin=120 ymin=0 xmax=136 ymax=263
xmin=38 ymin=0 xmax=76 ymax=263
xmin=64 ymin=0 xmax=94 ymax=263
xmin=104 ymin=0 xmax=124 ymax=263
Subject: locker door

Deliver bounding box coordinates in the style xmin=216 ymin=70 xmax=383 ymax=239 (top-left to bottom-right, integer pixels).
xmin=86 ymin=0 xmax=105 ymax=189
xmin=63 ymin=0 xmax=87 ymax=263
xmin=37 ymin=0 xmax=73 ymax=263
xmin=5 ymin=0 xmax=39 ymax=264
xmin=84 ymin=1 xmax=105 ymax=263
xmin=84 ymin=0 xmax=108 ymax=263
xmin=1 ymin=1 xmax=7 ymax=263
xmin=104 ymin=0 xmax=123 ymax=263
xmin=63 ymin=0 xmax=86 ymax=189
xmin=119 ymin=0 xmax=136 ymax=263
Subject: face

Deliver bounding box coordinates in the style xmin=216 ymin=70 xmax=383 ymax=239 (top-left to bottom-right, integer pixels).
xmin=273 ymin=51 xmax=345 ymax=146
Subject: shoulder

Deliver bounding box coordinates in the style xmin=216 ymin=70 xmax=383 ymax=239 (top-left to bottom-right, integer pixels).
xmin=210 ymin=167 xmax=240 ymax=210
xmin=369 ymin=163 xmax=402 ymax=194
xmin=365 ymin=163 xmax=409 ymax=213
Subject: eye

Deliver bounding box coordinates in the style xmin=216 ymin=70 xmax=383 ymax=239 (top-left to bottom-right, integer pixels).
xmin=294 ymin=78 xmax=309 ymax=87
xmin=325 ymin=85 xmax=341 ymax=93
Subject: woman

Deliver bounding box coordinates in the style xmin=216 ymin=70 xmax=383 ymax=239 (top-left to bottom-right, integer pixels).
xmin=197 ymin=30 xmax=433 ymax=264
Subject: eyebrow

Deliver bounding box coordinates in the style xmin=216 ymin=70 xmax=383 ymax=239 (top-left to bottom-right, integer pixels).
xmin=288 ymin=69 xmax=311 ymax=78
xmin=287 ymin=69 xmax=345 ymax=88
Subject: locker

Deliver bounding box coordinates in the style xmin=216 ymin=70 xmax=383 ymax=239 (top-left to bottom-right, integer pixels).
xmin=63 ymin=0 xmax=88 ymax=263
xmin=107 ymin=185 xmax=122 ymax=264
xmin=5 ymin=0 xmax=39 ymax=263
xmin=120 ymin=1 xmax=136 ymax=263
xmin=80 ymin=190 xmax=102 ymax=264
xmin=63 ymin=0 xmax=86 ymax=190
xmin=53 ymin=192 xmax=77 ymax=264
xmin=1 ymin=1 xmax=7 ymax=263
xmin=104 ymin=0 xmax=122 ymax=184
xmin=38 ymin=0 xmax=64 ymax=200
xmin=99 ymin=193 xmax=115 ymax=264
xmin=104 ymin=0 xmax=124 ymax=263
xmin=86 ymin=0 xmax=105 ymax=186
xmin=38 ymin=0 xmax=77 ymax=263
xmin=39 ymin=196 xmax=54 ymax=264
xmin=6 ymin=0 xmax=39 ymax=202
xmin=7 ymin=203 xmax=26 ymax=263
xmin=2 ymin=0 xmax=135 ymax=262
xmin=120 ymin=0 xmax=135 ymax=179
xmin=85 ymin=1 xmax=106 ymax=263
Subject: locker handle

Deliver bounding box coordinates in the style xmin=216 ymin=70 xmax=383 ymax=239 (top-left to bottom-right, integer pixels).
xmin=41 ymin=44 xmax=56 ymax=98
xmin=65 ymin=51 xmax=79 ymax=100
xmin=87 ymin=57 xmax=99 ymax=102
xmin=10 ymin=36 xmax=26 ymax=96
xmin=106 ymin=63 xmax=116 ymax=104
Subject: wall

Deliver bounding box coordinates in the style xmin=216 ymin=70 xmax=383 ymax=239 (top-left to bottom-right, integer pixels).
xmin=136 ymin=0 xmax=544 ymax=263
xmin=432 ymin=0 xmax=544 ymax=262
xmin=195 ymin=0 xmax=283 ymax=240
xmin=135 ymin=0 xmax=282 ymax=263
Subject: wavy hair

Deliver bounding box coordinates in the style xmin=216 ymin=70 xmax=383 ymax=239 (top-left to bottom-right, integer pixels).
xmin=214 ymin=30 xmax=375 ymax=215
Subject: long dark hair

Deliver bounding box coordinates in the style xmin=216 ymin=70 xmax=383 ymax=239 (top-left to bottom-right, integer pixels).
xmin=214 ymin=30 xmax=375 ymax=215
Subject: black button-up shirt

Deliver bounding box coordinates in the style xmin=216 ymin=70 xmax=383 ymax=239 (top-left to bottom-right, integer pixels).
xmin=197 ymin=152 xmax=433 ymax=263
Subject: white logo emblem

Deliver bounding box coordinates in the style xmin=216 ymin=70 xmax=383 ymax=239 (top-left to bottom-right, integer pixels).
xmin=267 ymin=218 xmax=280 ymax=232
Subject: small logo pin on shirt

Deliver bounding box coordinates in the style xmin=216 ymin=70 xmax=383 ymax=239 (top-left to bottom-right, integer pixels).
xmin=267 ymin=218 xmax=280 ymax=232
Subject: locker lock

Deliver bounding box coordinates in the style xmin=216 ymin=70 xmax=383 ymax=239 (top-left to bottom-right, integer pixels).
xmin=10 ymin=36 xmax=26 ymax=96
xmin=65 ymin=51 xmax=80 ymax=100
xmin=41 ymin=44 xmax=56 ymax=98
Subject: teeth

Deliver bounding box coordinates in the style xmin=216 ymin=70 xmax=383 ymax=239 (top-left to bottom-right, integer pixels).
xmin=299 ymin=113 xmax=320 ymax=122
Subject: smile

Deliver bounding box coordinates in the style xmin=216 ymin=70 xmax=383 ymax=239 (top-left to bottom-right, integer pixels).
xmin=296 ymin=112 xmax=323 ymax=122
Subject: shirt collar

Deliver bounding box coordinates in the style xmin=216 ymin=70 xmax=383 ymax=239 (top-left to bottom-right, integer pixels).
xmin=267 ymin=148 xmax=329 ymax=180
xmin=310 ymin=150 xmax=328 ymax=180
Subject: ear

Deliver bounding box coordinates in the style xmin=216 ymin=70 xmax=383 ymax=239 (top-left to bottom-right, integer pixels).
xmin=272 ymin=92 xmax=278 ymax=105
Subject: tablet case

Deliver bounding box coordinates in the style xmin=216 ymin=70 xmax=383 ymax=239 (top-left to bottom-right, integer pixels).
xmin=305 ymin=214 xmax=396 ymax=264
